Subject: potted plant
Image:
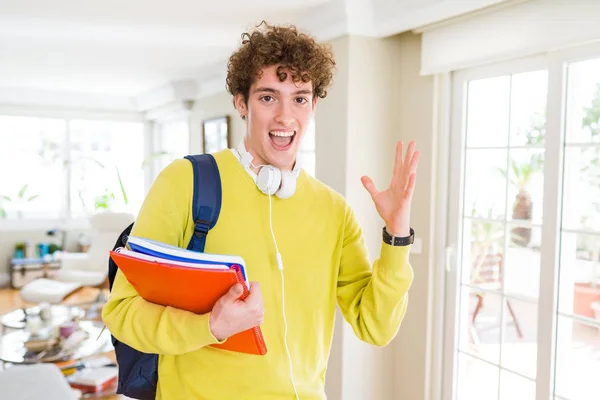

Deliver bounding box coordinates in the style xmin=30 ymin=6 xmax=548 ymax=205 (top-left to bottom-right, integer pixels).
xmin=498 ymin=156 xmax=542 ymax=247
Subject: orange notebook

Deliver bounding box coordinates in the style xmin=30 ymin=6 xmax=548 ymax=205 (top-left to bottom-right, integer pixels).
xmin=109 ymin=250 xmax=267 ymax=356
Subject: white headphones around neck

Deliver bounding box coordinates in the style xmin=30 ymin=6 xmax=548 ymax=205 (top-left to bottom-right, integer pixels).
xmin=236 ymin=141 xmax=300 ymax=199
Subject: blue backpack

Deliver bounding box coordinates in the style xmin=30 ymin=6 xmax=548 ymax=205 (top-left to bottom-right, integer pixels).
xmin=107 ymin=153 xmax=222 ymax=400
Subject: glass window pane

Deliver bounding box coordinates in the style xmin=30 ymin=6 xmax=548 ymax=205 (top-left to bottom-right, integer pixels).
xmin=458 ymin=287 xmax=502 ymax=365
xmin=554 ymin=317 xmax=600 ymax=399
xmin=510 ymin=70 xmax=548 ymax=146
xmin=69 ymin=120 xmax=145 ymax=218
xmin=504 ymin=225 xmax=541 ymax=299
xmin=464 ymin=149 xmax=508 ymax=220
xmin=152 ymin=119 xmax=190 ymax=175
xmin=462 ymin=219 xmax=505 ymax=288
xmin=562 ymin=146 xmax=600 ymax=232
xmin=457 ymin=353 xmax=499 ymax=400
xmin=500 ymin=298 xmax=538 ymax=379
xmin=203 ymin=117 xmax=229 ymax=154
xmin=0 ymin=116 xmax=66 ymax=219
xmin=566 ymin=58 xmax=600 ymax=144
xmin=466 ymin=76 xmax=510 ymax=148
xmin=558 ymin=232 xmax=600 ymax=320
xmin=506 ymin=149 xmax=545 ymax=227
xmin=499 ymin=369 xmax=536 ymax=400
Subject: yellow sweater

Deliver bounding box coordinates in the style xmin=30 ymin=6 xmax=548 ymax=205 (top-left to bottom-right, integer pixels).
xmin=102 ymin=149 xmax=414 ymax=400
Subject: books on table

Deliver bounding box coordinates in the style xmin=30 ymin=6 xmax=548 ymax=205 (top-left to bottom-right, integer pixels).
xmin=109 ymin=235 xmax=266 ymax=356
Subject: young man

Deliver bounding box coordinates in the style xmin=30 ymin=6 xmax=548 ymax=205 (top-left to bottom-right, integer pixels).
xmin=102 ymin=22 xmax=420 ymax=399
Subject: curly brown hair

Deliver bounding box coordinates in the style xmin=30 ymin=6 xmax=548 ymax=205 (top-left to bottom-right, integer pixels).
xmin=226 ymin=22 xmax=336 ymax=106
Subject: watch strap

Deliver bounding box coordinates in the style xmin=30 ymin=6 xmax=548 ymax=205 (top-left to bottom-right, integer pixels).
xmin=382 ymin=227 xmax=414 ymax=246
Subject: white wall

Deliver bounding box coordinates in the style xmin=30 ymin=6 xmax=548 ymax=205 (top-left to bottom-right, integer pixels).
xmin=316 ymin=32 xmax=436 ymax=400
xmin=389 ymin=32 xmax=436 ymax=400
xmin=341 ymin=34 xmax=398 ymax=400
xmin=314 ymin=34 xmax=350 ymax=400
xmin=191 ymin=91 xmax=245 ymax=154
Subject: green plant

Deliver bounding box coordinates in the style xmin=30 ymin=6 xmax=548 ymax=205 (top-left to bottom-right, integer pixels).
xmin=583 ymin=83 xmax=600 ymax=137
xmin=1 ymin=184 xmax=41 ymax=219
xmin=497 ymin=155 xmax=542 ymax=246
xmin=116 ymin=166 xmax=128 ymax=205
xmin=70 ymin=154 xmax=130 ymax=213
xmin=94 ymin=190 xmax=115 ymax=210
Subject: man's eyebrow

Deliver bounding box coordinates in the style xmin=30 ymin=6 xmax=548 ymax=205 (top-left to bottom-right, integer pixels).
xmin=253 ymin=87 xmax=312 ymax=95
xmin=253 ymin=87 xmax=279 ymax=94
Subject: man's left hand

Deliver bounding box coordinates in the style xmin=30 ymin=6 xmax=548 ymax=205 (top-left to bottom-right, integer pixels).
xmin=361 ymin=140 xmax=421 ymax=237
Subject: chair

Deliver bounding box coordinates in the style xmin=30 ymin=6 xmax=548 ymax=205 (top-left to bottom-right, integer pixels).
xmin=19 ymin=212 xmax=134 ymax=304
xmin=469 ymin=252 xmax=523 ymax=343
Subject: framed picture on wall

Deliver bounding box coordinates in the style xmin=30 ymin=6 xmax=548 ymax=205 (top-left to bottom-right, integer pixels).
xmin=202 ymin=116 xmax=231 ymax=153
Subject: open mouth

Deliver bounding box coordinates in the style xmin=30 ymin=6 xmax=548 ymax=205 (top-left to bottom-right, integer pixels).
xmin=269 ymin=130 xmax=296 ymax=151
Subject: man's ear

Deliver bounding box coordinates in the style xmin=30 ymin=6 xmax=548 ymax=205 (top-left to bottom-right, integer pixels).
xmin=312 ymin=96 xmax=318 ymax=113
xmin=234 ymin=94 xmax=247 ymax=119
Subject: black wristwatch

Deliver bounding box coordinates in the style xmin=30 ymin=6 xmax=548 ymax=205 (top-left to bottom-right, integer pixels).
xmin=382 ymin=227 xmax=415 ymax=246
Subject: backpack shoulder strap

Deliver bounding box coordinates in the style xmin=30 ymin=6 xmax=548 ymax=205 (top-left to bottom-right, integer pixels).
xmin=184 ymin=153 xmax=222 ymax=252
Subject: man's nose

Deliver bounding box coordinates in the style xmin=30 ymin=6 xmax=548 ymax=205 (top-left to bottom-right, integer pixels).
xmin=274 ymin=103 xmax=295 ymax=127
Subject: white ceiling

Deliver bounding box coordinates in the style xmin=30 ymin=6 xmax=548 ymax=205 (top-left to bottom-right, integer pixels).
xmin=0 ymin=0 xmax=507 ymax=109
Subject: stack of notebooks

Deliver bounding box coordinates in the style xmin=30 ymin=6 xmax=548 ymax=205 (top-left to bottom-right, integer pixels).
xmin=109 ymin=236 xmax=267 ymax=355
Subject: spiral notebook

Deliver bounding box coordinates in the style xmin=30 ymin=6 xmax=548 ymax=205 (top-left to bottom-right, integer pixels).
xmin=109 ymin=238 xmax=266 ymax=356
xmin=126 ymin=235 xmax=249 ymax=288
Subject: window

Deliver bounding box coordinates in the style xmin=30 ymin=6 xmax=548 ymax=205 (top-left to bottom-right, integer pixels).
xmin=0 ymin=116 xmax=67 ymax=220
xmin=445 ymin=45 xmax=600 ymax=400
xmin=0 ymin=116 xmax=145 ymax=221
xmin=151 ymin=119 xmax=190 ymax=178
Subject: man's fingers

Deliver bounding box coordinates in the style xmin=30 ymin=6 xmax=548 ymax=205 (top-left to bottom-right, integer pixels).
xmin=361 ymin=176 xmax=378 ymax=200
xmin=405 ymin=172 xmax=417 ymax=195
xmin=393 ymin=141 xmax=403 ymax=177
xmin=405 ymin=140 xmax=415 ymax=160
xmin=226 ymin=283 xmax=243 ymax=301
xmin=246 ymin=282 xmax=262 ymax=301
xmin=410 ymin=149 xmax=421 ymax=173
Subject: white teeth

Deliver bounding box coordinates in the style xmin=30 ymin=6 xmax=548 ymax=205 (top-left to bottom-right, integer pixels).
xmin=270 ymin=131 xmax=295 ymax=137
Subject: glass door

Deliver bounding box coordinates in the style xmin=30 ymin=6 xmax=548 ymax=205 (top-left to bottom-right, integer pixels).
xmin=553 ymin=56 xmax=600 ymax=400
xmin=446 ymin=60 xmax=548 ymax=400
xmin=444 ymin=47 xmax=600 ymax=400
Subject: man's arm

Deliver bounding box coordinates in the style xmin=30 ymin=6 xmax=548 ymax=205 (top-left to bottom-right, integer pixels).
xmin=101 ymin=160 xmax=225 ymax=355
xmin=336 ymin=205 xmax=414 ymax=347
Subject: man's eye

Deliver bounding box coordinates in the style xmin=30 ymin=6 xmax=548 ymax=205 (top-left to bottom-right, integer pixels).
xmin=296 ymin=97 xmax=308 ymax=104
xmin=261 ymin=96 xmax=273 ymax=102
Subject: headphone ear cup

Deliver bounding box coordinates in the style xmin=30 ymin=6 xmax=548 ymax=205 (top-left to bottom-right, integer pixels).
xmin=256 ymin=166 xmax=281 ymax=195
xmin=276 ymin=170 xmax=297 ymax=199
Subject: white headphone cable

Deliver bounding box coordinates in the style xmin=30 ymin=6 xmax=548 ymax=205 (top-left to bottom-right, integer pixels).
xmin=268 ymin=193 xmax=300 ymax=400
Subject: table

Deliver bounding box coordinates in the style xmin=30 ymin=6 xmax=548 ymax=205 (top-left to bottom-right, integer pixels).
xmin=0 ymin=305 xmax=86 ymax=334
xmin=9 ymin=257 xmax=61 ymax=289
xmin=0 ymin=320 xmax=113 ymax=365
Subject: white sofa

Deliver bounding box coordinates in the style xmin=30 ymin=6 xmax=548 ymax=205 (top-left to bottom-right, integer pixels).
xmin=19 ymin=212 xmax=134 ymax=304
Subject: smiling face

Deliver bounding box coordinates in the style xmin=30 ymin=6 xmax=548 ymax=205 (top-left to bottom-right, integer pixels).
xmin=234 ymin=65 xmax=317 ymax=171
